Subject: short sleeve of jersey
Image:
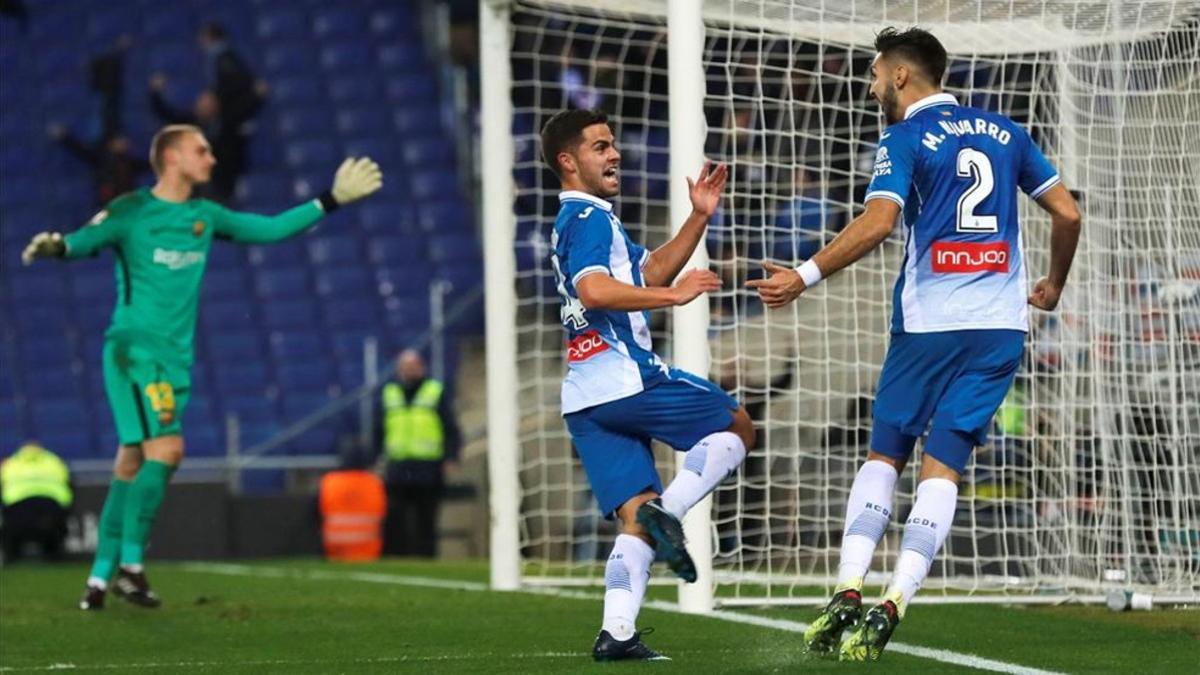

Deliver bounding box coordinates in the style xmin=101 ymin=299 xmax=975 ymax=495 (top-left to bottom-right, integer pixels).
xmin=562 ymin=207 xmax=614 ymax=286
xmin=864 ymin=125 xmax=919 ymax=208
xmin=1018 ymin=129 xmax=1060 ymax=199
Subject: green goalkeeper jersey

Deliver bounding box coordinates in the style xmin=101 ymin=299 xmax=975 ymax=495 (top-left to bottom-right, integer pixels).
xmin=64 ymin=187 xmax=326 ymax=367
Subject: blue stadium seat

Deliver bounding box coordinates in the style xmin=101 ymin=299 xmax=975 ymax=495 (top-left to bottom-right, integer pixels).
xmin=430 ymin=234 xmax=481 ymax=264
xmin=13 ymin=306 xmax=72 ymax=333
xmin=147 ymin=44 xmax=196 ymax=74
xmin=269 ymin=331 xmax=324 ymax=360
xmin=256 ymin=9 xmax=308 ymax=41
xmin=330 ymin=330 xmax=374 ymax=362
xmin=358 ymin=202 xmax=417 ymax=234
xmin=284 ymin=139 xmax=339 ymax=170
xmin=70 ymin=270 xmax=116 ymax=304
xmin=367 ymin=235 xmax=423 ymax=267
xmin=418 ymin=201 xmax=471 ymax=233
xmin=207 ymin=331 xmax=264 ymax=363
xmin=262 ymin=43 xmax=319 ymax=76
xmin=315 ymin=267 xmax=371 ymax=297
xmin=254 ymin=268 xmax=312 ymax=300
xmin=261 ymin=299 xmax=320 ymax=331
xmin=320 ymin=43 xmax=372 ymax=71
xmin=142 ymin=10 xmax=194 ymax=41
xmin=403 ymin=138 xmax=453 ymax=168
xmin=306 ymin=236 xmax=362 ymax=266
xmin=393 ymin=108 xmax=442 ymax=137
xmin=185 ymin=426 xmax=223 ymax=457
xmin=240 ymin=469 xmax=286 ymax=494
xmin=185 ymin=396 xmax=216 ymax=427
xmin=382 ymin=295 xmax=431 ymax=331
xmin=222 ymin=395 xmax=279 ymax=427
xmin=247 ymin=239 xmax=308 ymax=268
xmin=206 ymin=243 xmax=246 ymax=270
xmin=368 ymin=7 xmax=417 ymax=38
xmin=384 ymin=74 xmax=436 ymax=103
xmin=20 ymin=336 xmax=78 ymax=369
xmin=336 ymin=109 xmax=391 ymax=136
xmin=202 ymin=299 xmax=256 ymax=331
xmin=280 ymin=392 xmax=330 ymax=422
xmin=237 ymin=173 xmax=292 ymax=204
xmin=328 ymin=76 xmax=379 ymax=104
xmin=275 ymin=361 xmax=332 ymax=393
xmin=29 ymin=396 xmax=86 ymax=430
xmin=285 ymin=424 xmax=339 ymax=456
xmin=410 ymin=170 xmax=459 ymax=202
xmin=322 ymin=299 xmax=380 ymax=330
xmin=201 ymin=269 xmax=249 ymax=301
xmin=271 ymin=77 xmax=324 ymax=106
xmin=33 ymin=428 xmax=95 ymax=459
xmin=375 ymin=266 xmax=432 ymax=298
xmin=313 ymin=8 xmax=366 ymax=40
xmin=214 ymin=362 xmax=270 ymax=397
xmin=277 ymin=109 xmax=334 ymax=138
xmin=7 ymin=274 xmax=68 ymax=304
xmin=377 ymin=44 xmax=423 ymax=72
xmin=343 ymin=137 xmax=397 ymax=167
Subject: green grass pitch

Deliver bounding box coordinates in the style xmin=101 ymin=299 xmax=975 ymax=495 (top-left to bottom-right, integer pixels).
xmin=1 ymin=559 xmax=1196 ymax=673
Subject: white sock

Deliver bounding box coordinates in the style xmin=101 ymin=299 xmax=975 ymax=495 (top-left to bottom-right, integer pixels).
xmin=660 ymin=431 xmax=747 ymax=519
xmin=120 ymin=563 xmax=144 ymax=574
xmin=601 ymin=534 xmax=655 ymax=641
xmin=87 ymin=576 xmax=108 ymax=590
xmin=884 ymin=478 xmax=959 ymax=617
xmin=835 ymin=460 xmax=898 ymax=592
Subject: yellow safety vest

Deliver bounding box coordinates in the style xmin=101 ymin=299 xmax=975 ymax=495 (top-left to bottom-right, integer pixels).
xmin=383 ymin=380 xmax=445 ymax=462
xmin=1 ymin=444 xmax=73 ymax=508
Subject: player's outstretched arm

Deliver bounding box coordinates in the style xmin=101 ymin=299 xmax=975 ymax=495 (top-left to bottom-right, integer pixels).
xmin=1028 ymin=183 xmax=1081 ymax=311
xmin=212 ymin=157 xmax=383 ymax=244
xmin=747 ymin=198 xmax=899 ymax=308
xmin=576 ymin=268 xmax=721 ymax=312
xmin=642 ymin=161 xmax=728 ymax=287
xmin=22 ymin=204 xmax=131 ymax=265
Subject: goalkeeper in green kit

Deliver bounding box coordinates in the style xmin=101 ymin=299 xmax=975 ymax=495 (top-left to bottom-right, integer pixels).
xmin=21 ymin=124 xmax=383 ymax=610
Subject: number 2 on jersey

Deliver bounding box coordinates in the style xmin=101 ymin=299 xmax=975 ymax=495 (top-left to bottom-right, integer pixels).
xmin=956 ymin=148 xmax=998 ymax=233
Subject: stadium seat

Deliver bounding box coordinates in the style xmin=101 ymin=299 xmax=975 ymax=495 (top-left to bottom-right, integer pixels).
xmin=247 ymin=239 xmax=308 ymax=268
xmin=320 ymin=43 xmax=373 ymax=71
xmin=214 ymin=363 xmax=270 ymax=396
xmin=256 ymin=9 xmax=308 ymax=41
xmin=336 ymin=109 xmax=391 ymax=136
xmin=143 ymin=9 xmax=194 ymax=40
xmin=392 ymin=108 xmax=442 ymax=137
xmin=358 ymin=202 xmax=417 ymax=234
xmin=285 ymin=424 xmax=339 ymax=456
xmin=330 ymin=330 xmax=375 ymax=362
xmin=277 ymin=108 xmax=335 ymax=138
xmin=315 ymin=267 xmax=372 ymax=298
xmin=367 ymin=235 xmax=423 ymax=267
xmin=271 ymin=76 xmax=324 ymax=106
xmin=202 ymin=300 xmax=256 ymax=331
xmin=383 ymin=74 xmax=436 ymax=103
xmin=368 ymin=7 xmax=417 ymax=38
xmin=410 ymin=170 xmax=459 ymax=202
xmin=374 ymin=266 xmax=432 ymax=298
xmin=322 ymin=299 xmax=380 ymax=330
xmin=307 ymin=236 xmax=362 ymax=266
xmin=262 ymin=43 xmax=319 ymax=76
xmin=276 ymin=361 xmax=333 ymax=393
xmin=403 ymin=138 xmax=454 ymax=168
xmin=430 ymin=234 xmax=481 ymax=264
xmin=261 ymin=299 xmax=320 ymax=331
xmin=254 ymin=268 xmax=312 ymax=300
xmin=284 ymin=139 xmax=339 ymax=170
xmin=269 ymin=331 xmax=324 ymax=361
xmin=208 ymin=331 xmax=264 ymax=363
xmin=342 ymin=137 xmax=398 ymax=167
xmin=32 ymin=428 xmax=95 ymax=460
xmin=201 ymin=269 xmax=249 ymax=301
xmin=328 ymin=76 xmax=380 ymax=104
xmin=418 ymin=201 xmax=471 ymax=234
xmin=206 ymin=244 xmax=246 ymax=270
xmin=185 ymin=426 xmax=223 ymax=457
xmin=313 ymin=8 xmax=366 ymax=38
xmin=377 ymin=44 xmax=424 ymax=72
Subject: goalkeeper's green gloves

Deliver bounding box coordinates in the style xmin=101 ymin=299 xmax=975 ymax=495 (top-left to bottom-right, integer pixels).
xmin=21 ymin=232 xmax=65 ymax=265
xmin=319 ymin=157 xmax=383 ymax=212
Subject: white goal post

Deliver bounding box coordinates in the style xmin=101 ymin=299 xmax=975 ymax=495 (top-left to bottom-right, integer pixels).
xmin=482 ymin=0 xmax=1200 ymax=610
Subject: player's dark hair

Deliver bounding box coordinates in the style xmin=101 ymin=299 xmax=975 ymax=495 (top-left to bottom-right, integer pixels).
xmin=540 ymin=108 xmax=609 ymax=179
xmin=149 ymin=124 xmax=204 ymax=175
xmin=199 ymin=22 xmax=226 ymax=41
xmin=874 ymin=27 xmax=947 ymax=86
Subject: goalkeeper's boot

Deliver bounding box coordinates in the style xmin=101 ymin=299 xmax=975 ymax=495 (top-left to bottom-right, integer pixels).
xmin=803 ymin=589 xmax=863 ymax=655
xmin=113 ymin=567 xmax=162 ymax=608
xmin=592 ymin=629 xmax=670 ymax=662
xmin=839 ymin=599 xmax=900 ymax=662
xmin=79 ymin=584 xmax=106 ymax=611
xmin=635 ymin=498 xmax=697 ymax=583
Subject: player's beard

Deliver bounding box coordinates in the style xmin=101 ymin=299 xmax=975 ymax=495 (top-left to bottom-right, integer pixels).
xmin=879 ymin=82 xmax=902 ymax=125
xmin=586 ymin=165 xmax=620 ymax=199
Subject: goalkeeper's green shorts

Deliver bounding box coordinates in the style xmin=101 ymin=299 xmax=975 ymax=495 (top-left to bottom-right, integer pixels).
xmin=102 ymin=339 xmax=191 ymax=445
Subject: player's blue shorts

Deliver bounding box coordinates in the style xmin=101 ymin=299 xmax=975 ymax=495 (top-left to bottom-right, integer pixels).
xmin=564 ymin=368 xmax=739 ymax=517
xmin=871 ymin=329 xmax=1025 ymax=475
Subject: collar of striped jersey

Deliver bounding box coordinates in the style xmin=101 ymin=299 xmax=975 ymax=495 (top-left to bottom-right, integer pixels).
xmin=559 ymin=190 xmax=613 ymax=212
xmin=904 ymin=92 xmax=959 ymax=120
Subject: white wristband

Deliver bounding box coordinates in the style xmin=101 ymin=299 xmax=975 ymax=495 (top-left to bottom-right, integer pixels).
xmin=796 ymin=260 xmax=823 ymax=288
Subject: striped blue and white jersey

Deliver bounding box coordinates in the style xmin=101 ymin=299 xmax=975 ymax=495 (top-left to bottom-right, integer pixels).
xmin=551 ymin=191 xmax=668 ymax=414
xmin=866 ymin=93 xmax=1060 ymax=334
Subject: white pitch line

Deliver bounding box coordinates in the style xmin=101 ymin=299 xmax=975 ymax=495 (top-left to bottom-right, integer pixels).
xmin=175 ymin=563 xmax=1062 ymax=675
xmin=0 ymin=652 xmax=581 ymax=673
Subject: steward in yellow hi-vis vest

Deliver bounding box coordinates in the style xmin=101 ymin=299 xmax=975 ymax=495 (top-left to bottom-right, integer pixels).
xmin=375 ymin=350 xmax=460 ymax=558
xmin=1 ymin=442 xmax=73 ymax=561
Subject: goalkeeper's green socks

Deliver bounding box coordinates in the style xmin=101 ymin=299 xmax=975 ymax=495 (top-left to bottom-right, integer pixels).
xmin=87 ymin=478 xmax=130 ymax=588
xmin=120 ymin=460 xmax=176 ymax=567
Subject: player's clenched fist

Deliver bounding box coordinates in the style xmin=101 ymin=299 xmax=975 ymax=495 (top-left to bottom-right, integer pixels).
xmin=330 ymin=157 xmax=384 ymax=205
xmin=670 ymin=268 xmax=722 ymax=306
xmin=21 ymin=231 xmax=65 ymax=265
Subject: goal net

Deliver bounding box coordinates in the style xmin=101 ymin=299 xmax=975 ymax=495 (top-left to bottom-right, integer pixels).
xmin=485 ymin=0 xmax=1200 ymax=604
